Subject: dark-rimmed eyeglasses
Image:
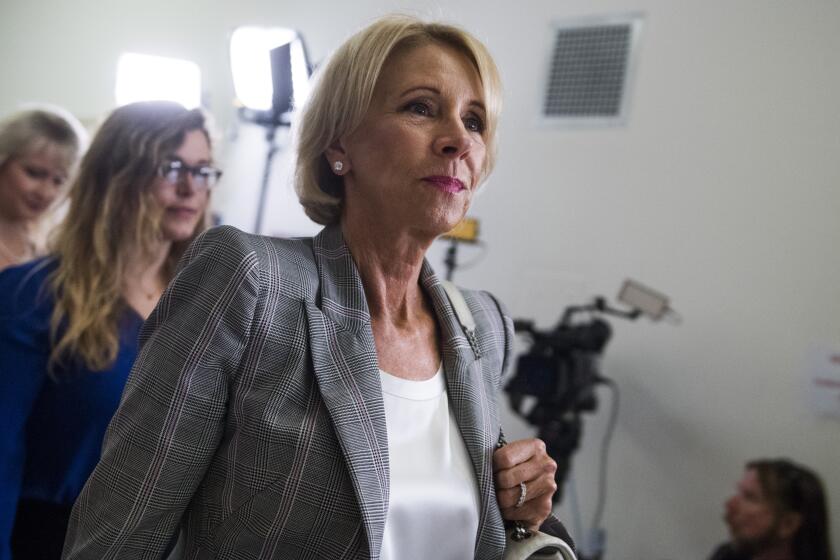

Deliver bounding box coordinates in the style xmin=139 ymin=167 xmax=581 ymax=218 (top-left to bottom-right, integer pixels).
xmin=159 ymin=160 xmax=223 ymax=190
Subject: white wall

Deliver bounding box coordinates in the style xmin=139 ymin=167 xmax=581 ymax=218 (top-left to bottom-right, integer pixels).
xmin=3 ymin=1 xmax=839 ymax=558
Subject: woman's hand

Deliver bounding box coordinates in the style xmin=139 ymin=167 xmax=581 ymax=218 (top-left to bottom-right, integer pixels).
xmin=493 ymin=438 xmax=558 ymax=531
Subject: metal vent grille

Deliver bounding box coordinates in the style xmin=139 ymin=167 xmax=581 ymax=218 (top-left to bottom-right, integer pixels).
xmin=542 ymin=15 xmax=643 ymax=126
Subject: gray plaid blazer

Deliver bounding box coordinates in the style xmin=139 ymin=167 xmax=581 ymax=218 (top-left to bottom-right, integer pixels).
xmin=62 ymin=224 xmax=515 ymax=560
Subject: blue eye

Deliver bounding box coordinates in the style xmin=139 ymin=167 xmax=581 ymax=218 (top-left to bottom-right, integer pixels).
xmin=406 ymin=101 xmax=432 ymax=116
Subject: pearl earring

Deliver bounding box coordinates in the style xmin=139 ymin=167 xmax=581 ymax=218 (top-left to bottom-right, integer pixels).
xmin=333 ymin=161 xmax=344 ymax=172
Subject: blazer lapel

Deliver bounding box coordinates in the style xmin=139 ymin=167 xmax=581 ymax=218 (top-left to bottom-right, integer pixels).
xmin=304 ymin=226 xmax=504 ymax=559
xmin=305 ymin=225 xmax=389 ymax=558
xmin=420 ymin=263 xmax=505 ymax=559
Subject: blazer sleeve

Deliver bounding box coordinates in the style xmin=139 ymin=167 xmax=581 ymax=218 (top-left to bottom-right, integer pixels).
xmin=62 ymin=226 xmax=263 ymax=560
xmin=485 ymin=291 xmax=516 ymax=393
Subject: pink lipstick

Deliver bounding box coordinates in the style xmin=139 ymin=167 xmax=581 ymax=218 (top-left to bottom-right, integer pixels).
xmin=423 ymin=176 xmax=465 ymax=193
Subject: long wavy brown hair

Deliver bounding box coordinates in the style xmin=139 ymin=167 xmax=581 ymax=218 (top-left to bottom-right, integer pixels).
xmin=47 ymin=101 xmax=211 ymax=372
xmin=748 ymin=458 xmax=834 ymax=560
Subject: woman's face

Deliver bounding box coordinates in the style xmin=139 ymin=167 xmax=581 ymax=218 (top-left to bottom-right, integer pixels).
xmin=150 ymin=129 xmax=211 ymax=242
xmin=0 ymin=147 xmax=69 ymax=223
xmin=336 ymin=42 xmax=488 ymax=238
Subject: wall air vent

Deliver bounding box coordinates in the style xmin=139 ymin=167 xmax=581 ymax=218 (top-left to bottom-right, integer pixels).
xmin=541 ymin=14 xmax=644 ymax=127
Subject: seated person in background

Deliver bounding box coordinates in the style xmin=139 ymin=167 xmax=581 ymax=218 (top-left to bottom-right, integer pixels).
xmin=0 ymin=107 xmax=85 ymax=270
xmin=0 ymin=100 xmax=219 ymax=560
xmin=710 ymin=458 xmax=834 ymax=560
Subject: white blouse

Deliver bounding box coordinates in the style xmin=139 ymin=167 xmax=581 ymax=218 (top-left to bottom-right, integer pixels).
xmin=378 ymin=366 xmax=480 ymax=560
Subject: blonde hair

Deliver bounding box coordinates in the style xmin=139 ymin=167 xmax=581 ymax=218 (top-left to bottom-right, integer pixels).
xmin=0 ymin=106 xmax=86 ymax=171
xmin=48 ymin=101 xmax=210 ymax=372
xmin=295 ymin=14 xmax=503 ymax=225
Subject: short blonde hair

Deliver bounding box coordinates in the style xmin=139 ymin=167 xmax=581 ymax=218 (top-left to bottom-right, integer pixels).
xmin=295 ymin=15 xmax=503 ymax=225
xmin=0 ymin=106 xmax=86 ymax=171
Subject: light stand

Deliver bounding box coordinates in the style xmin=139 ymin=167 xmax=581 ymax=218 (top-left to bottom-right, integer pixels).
xmin=254 ymin=125 xmax=281 ymax=233
xmin=230 ymin=28 xmax=311 ymax=233
xmin=441 ymin=217 xmax=480 ymax=281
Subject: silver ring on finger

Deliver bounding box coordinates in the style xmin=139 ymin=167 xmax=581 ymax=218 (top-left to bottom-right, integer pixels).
xmin=515 ymin=481 xmax=527 ymax=508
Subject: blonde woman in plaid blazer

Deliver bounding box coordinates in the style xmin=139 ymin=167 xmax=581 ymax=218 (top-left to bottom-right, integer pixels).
xmin=63 ymin=16 xmax=572 ymax=560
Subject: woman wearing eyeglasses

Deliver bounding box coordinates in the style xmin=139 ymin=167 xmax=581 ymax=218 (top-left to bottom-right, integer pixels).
xmin=0 ymin=100 xmax=219 ymax=560
xmin=0 ymin=107 xmax=85 ymax=271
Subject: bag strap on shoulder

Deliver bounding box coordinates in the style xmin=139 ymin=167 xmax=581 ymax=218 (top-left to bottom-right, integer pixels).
xmin=441 ymin=280 xmax=481 ymax=359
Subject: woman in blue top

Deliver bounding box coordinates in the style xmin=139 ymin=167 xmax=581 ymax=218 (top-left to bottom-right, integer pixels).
xmin=0 ymin=100 xmax=219 ymax=560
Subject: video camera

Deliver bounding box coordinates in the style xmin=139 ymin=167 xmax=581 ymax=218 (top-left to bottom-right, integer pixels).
xmin=504 ymin=280 xmax=674 ymax=501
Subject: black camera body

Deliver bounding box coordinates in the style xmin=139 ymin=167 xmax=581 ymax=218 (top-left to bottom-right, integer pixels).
xmin=508 ymin=318 xmax=611 ymax=418
xmin=505 ymin=304 xmax=616 ymax=502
